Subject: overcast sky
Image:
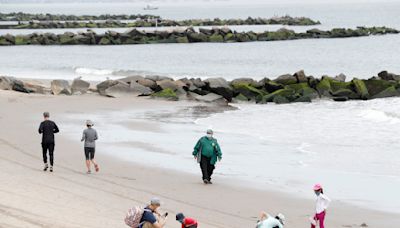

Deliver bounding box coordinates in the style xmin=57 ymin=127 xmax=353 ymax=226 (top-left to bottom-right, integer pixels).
xmin=0 ymin=0 xmax=395 ymax=3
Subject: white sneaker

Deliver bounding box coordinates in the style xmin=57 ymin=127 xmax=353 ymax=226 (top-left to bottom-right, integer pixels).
xmin=49 ymin=166 xmax=53 ymax=172
xmin=43 ymin=164 xmax=48 ymax=171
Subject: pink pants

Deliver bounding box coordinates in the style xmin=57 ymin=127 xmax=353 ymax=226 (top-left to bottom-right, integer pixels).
xmin=311 ymin=211 xmax=326 ymax=228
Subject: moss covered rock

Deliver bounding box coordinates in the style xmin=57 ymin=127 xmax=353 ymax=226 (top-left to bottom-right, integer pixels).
xmin=274 ymin=74 xmax=297 ymax=85
xmin=208 ymin=34 xmax=224 ymax=42
xmin=0 ymin=37 xmax=12 ymax=45
xmin=352 ymin=79 xmax=369 ymax=100
xmin=273 ymin=95 xmax=290 ymax=104
xmin=285 ymin=82 xmax=309 ymax=91
xmin=371 ymin=86 xmax=399 ymax=99
xmin=262 ymin=88 xmax=298 ymax=103
xmin=151 ymin=88 xmax=178 ymax=100
xmin=331 ymin=88 xmax=359 ymax=99
xmin=15 ymin=35 xmax=30 ymax=45
xmin=176 ymin=36 xmax=189 ymax=43
xmin=224 ymin=33 xmax=236 ymax=42
xmin=264 ymin=81 xmax=284 ymax=93
xmin=233 ymin=93 xmax=249 ymax=102
xmin=315 ymin=77 xmax=331 ymax=97
xmin=364 ymin=79 xmax=397 ymax=97
xmin=232 ymin=83 xmax=267 ymax=100
xmin=98 ymin=37 xmax=111 ymax=45
xmin=300 ymin=87 xmax=319 ymax=99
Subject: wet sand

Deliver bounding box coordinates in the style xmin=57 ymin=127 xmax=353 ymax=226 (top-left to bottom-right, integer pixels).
xmin=0 ymin=90 xmax=399 ymax=228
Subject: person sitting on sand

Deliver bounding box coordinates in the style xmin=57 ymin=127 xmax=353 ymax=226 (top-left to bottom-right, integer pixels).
xmin=81 ymin=120 xmax=99 ymax=174
xmin=38 ymin=111 xmax=59 ymax=172
xmin=311 ymin=184 xmax=331 ymax=228
xmin=176 ymin=213 xmax=198 ymax=228
xmin=140 ymin=198 xmax=167 ymax=228
xmin=193 ymin=129 xmax=222 ymax=184
xmin=256 ymin=211 xmax=285 ymax=228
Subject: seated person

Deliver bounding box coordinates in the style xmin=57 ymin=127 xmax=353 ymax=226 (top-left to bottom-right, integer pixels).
xmin=140 ymin=198 xmax=167 ymax=228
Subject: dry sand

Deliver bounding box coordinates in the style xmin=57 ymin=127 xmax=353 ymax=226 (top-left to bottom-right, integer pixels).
xmin=0 ymin=90 xmax=399 ymax=228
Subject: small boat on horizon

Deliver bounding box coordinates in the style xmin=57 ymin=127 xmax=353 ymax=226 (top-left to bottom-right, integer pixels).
xmin=143 ymin=5 xmax=159 ymax=10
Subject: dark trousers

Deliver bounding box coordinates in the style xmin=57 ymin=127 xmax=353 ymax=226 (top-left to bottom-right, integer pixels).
xmin=200 ymin=156 xmax=215 ymax=181
xmin=42 ymin=143 xmax=55 ymax=166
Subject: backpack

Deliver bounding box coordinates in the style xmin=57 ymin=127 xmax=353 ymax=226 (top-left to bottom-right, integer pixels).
xmin=124 ymin=206 xmax=150 ymax=228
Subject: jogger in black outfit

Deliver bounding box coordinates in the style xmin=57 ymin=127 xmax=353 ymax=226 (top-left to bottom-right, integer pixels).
xmin=38 ymin=112 xmax=59 ymax=172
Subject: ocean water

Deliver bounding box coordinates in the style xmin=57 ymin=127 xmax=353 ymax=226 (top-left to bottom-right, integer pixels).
xmin=2 ymin=0 xmax=400 ymax=213
xmin=0 ymin=0 xmax=400 ymax=80
xmin=61 ymin=98 xmax=400 ymax=213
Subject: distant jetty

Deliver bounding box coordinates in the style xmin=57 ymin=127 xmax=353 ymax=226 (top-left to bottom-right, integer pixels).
xmin=0 ymin=26 xmax=398 ymax=46
xmin=0 ymin=12 xmax=160 ymax=21
xmin=1 ymin=70 xmax=400 ymax=104
xmin=0 ymin=15 xmax=320 ymax=29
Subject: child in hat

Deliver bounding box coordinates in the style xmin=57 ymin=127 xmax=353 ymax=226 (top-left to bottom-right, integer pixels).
xmin=311 ymin=183 xmax=331 ymax=228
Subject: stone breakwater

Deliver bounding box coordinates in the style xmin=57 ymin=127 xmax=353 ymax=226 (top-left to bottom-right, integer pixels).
xmin=0 ymin=26 xmax=398 ymax=46
xmin=0 ymin=12 xmax=159 ymax=21
xmin=0 ymin=16 xmax=320 ymax=29
xmin=1 ymin=70 xmax=400 ymax=104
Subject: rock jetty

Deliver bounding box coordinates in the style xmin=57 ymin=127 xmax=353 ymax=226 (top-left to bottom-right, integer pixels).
xmin=2 ymin=70 xmax=400 ymax=104
xmin=0 ymin=12 xmax=159 ymax=21
xmin=0 ymin=16 xmax=320 ymax=29
xmin=0 ymin=26 xmax=398 ymax=46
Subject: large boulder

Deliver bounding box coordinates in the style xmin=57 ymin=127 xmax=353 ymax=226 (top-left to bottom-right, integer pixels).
xmin=330 ymin=88 xmax=358 ymax=99
xmin=97 ymin=80 xmax=119 ymax=96
xmin=189 ymin=92 xmax=226 ymax=103
xmin=22 ymin=80 xmax=50 ymax=94
xmin=232 ymin=83 xmax=266 ymax=101
xmin=371 ymin=86 xmax=399 ymax=99
xmin=334 ymin=73 xmax=347 ymax=82
xmin=71 ymin=78 xmax=90 ymax=95
xmin=315 ymin=77 xmax=332 ymax=97
xmin=286 ymin=83 xmax=319 ymax=100
xmin=204 ymin=77 xmax=234 ymax=101
xmin=191 ymin=78 xmax=206 ymax=88
xmin=0 ymin=76 xmax=14 ymax=90
xmin=151 ymin=88 xmax=178 ymax=101
xmin=378 ymin=71 xmax=400 ymax=81
xmin=352 ymin=79 xmax=369 ymax=100
xmin=230 ymin=78 xmax=258 ymax=87
xmin=103 ymin=81 xmax=133 ymax=98
xmin=145 ymin=75 xmax=173 ymax=82
xmin=273 ymin=95 xmax=290 ymax=104
xmin=293 ymin=70 xmax=307 ymax=83
xmin=364 ymin=79 xmax=397 ymax=97
xmin=0 ymin=76 xmax=31 ymax=93
xmin=156 ymin=79 xmax=179 ymax=91
xmin=262 ymin=88 xmax=298 ymax=103
xmin=274 ymin=74 xmax=297 ymax=85
xmin=137 ymin=78 xmax=157 ymax=89
xmin=119 ymin=75 xmax=144 ymax=84
xmin=264 ymin=80 xmax=284 ymax=93
xmin=51 ymin=80 xmax=71 ymax=95
xmin=130 ymin=81 xmax=153 ymax=96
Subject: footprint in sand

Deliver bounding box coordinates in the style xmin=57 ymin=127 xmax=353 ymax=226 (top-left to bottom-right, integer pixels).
xmin=7 ymin=98 xmax=18 ymax=103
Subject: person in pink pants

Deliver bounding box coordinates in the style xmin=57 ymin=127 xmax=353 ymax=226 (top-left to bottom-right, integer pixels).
xmin=311 ymin=183 xmax=331 ymax=228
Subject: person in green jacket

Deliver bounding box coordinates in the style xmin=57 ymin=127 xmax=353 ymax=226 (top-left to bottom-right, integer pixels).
xmin=193 ymin=129 xmax=222 ymax=184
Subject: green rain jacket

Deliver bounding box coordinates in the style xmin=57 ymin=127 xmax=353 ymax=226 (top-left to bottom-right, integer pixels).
xmin=193 ymin=136 xmax=222 ymax=165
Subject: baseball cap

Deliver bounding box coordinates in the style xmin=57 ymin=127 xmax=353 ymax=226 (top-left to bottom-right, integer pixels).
xmin=176 ymin=213 xmax=185 ymax=223
xmin=150 ymin=197 xmax=161 ymax=206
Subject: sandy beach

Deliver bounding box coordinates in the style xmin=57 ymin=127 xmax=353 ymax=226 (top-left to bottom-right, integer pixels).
xmin=0 ymin=90 xmax=399 ymax=228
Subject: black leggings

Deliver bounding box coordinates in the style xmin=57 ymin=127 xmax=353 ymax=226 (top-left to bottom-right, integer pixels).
xmin=42 ymin=143 xmax=54 ymax=166
xmin=200 ymin=156 xmax=215 ymax=181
